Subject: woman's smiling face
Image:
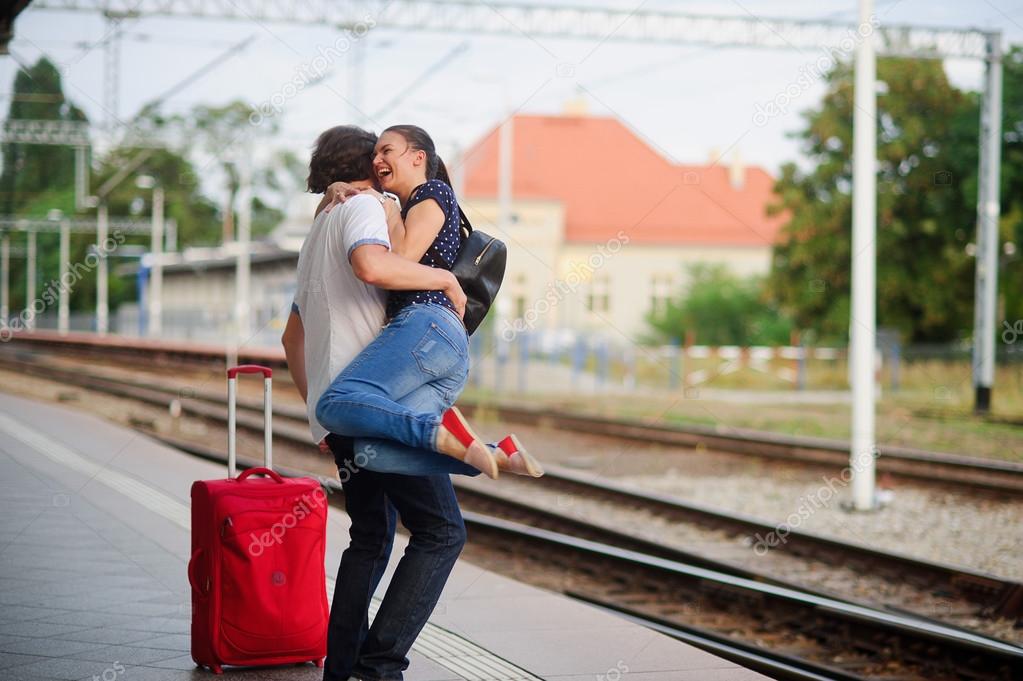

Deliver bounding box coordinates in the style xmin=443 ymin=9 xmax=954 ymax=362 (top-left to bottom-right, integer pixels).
xmin=373 ymin=130 xmax=425 ymax=195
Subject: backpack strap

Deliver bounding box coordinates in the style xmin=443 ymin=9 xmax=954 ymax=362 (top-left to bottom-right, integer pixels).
xmin=426 ymin=206 xmax=473 ymax=270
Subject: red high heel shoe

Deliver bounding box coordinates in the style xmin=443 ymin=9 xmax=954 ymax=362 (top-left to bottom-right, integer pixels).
xmin=495 ymin=434 xmax=544 ymax=478
xmin=436 ymin=407 xmax=499 ymax=479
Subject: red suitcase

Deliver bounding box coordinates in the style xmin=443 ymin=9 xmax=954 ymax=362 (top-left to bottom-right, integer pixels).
xmin=188 ymin=364 xmax=328 ymax=674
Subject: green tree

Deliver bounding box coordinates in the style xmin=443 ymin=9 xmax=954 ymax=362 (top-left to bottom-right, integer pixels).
xmin=0 ymin=57 xmax=87 ymax=215
xmin=648 ymin=264 xmax=793 ymax=346
xmin=998 ymin=46 xmax=1023 ymax=329
xmin=94 ymin=147 xmax=220 ymax=247
xmin=768 ymin=58 xmax=977 ymax=343
xmin=167 ymin=101 xmax=289 ymax=241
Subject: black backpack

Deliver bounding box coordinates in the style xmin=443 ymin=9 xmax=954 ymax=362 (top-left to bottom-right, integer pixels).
xmin=427 ymin=207 xmax=506 ymax=335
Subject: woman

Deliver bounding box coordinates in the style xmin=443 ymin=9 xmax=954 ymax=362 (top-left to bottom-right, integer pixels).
xmin=315 ymin=124 xmax=542 ymax=479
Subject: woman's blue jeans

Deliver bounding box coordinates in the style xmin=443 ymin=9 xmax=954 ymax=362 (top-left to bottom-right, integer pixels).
xmin=315 ymin=303 xmax=479 ymax=477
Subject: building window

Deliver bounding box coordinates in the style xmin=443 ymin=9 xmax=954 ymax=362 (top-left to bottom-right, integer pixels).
xmin=650 ymin=274 xmax=673 ymax=315
xmin=587 ymin=275 xmax=610 ymax=313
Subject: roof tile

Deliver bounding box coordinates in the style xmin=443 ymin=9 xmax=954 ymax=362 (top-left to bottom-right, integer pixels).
xmin=461 ymin=114 xmax=785 ymax=246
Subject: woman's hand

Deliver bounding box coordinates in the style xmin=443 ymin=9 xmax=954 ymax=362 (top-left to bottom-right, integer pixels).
xmin=358 ymin=188 xmax=401 ymax=220
xmin=322 ymin=181 xmax=362 ymax=213
xmin=441 ymin=271 xmax=467 ymax=320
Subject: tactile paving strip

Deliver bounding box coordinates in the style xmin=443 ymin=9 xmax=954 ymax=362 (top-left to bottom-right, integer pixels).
xmin=0 ymin=414 xmax=542 ymax=681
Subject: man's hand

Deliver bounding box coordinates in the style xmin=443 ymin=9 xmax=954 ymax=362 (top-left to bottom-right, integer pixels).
xmin=323 ymin=181 xmax=362 ymax=213
xmin=441 ymin=271 xmax=467 ymax=320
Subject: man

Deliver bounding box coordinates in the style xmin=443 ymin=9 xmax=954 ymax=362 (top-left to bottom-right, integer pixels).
xmin=281 ymin=125 xmax=472 ymax=681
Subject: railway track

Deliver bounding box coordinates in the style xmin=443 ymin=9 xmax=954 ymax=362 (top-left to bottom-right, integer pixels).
xmin=6 ymin=332 xmax=1023 ymax=496
xmin=5 ymin=355 xmax=1023 ymax=622
xmin=142 ymin=437 xmax=1023 ymax=681
xmin=3 ymin=353 xmax=1023 ymax=679
xmin=454 ymin=401 xmax=1023 ymax=497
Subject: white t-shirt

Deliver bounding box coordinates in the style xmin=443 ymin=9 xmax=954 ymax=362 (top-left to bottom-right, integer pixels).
xmin=292 ymin=194 xmax=390 ymax=443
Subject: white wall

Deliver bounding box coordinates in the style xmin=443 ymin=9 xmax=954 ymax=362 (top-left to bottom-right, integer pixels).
xmin=465 ymin=197 xmax=773 ymax=341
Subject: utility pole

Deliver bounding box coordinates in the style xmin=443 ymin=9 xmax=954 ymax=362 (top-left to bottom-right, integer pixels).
xmin=59 ymin=220 xmax=70 ymax=335
xmin=96 ymin=202 xmax=109 ymax=334
xmin=972 ymin=34 xmax=1004 ymax=414
xmin=495 ymin=116 xmax=514 ymax=329
xmin=235 ymin=141 xmax=253 ymax=343
xmin=148 ymin=186 xmax=164 ymax=337
xmin=849 ymin=0 xmax=878 ymax=511
xmin=349 ymin=39 xmax=366 ymax=125
xmin=25 ymin=230 xmax=36 ymax=330
xmin=102 ymin=14 xmax=122 ymax=132
xmin=0 ymin=233 xmax=9 ymax=327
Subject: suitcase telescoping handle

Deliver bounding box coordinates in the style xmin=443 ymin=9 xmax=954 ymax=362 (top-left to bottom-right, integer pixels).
xmin=226 ymin=365 xmax=273 ymax=477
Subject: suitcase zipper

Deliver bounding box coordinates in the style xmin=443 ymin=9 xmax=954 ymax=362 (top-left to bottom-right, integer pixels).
xmin=221 ymin=517 xmax=233 ymax=536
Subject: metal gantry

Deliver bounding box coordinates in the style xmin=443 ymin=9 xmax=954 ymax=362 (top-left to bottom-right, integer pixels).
xmin=32 ymin=0 xmax=994 ymax=58
xmin=0 ymin=216 xmax=155 ymax=234
xmin=0 ymin=215 xmax=164 ymax=335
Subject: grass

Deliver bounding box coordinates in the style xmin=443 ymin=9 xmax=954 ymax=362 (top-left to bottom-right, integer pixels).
xmin=463 ymin=358 xmax=1023 ymax=463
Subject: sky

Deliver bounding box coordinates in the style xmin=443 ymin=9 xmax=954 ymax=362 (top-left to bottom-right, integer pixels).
xmin=4 ymin=0 xmax=1023 ymax=194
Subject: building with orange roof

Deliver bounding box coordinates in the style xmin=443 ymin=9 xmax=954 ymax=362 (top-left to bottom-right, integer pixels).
xmin=457 ymin=111 xmax=785 ymax=341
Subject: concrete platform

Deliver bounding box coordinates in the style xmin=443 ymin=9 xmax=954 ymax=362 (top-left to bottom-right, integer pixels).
xmin=0 ymin=390 xmax=769 ymax=681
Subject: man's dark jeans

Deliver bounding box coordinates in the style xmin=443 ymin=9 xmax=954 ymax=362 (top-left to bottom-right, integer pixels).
xmin=323 ymin=434 xmax=466 ymax=681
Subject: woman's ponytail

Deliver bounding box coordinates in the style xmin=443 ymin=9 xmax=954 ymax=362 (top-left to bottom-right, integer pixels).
xmin=434 ymin=157 xmax=453 ymax=187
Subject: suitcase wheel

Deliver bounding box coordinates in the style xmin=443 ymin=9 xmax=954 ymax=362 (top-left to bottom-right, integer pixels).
xmin=315 ymin=658 xmax=325 ymax=668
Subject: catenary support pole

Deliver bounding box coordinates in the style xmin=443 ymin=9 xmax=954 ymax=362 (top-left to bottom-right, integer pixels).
xmin=850 ymin=0 xmax=878 ymax=511
xmin=59 ymin=220 xmax=70 ymax=335
xmin=97 ymin=201 xmax=109 ymax=335
xmin=972 ymin=33 xmax=1003 ymax=414
xmin=25 ymin=230 xmax=36 ymax=331
xmin=0 ymin=233 xmax=9 ymax=327
xmin=148 ymin=187 xmax=164 ymax=337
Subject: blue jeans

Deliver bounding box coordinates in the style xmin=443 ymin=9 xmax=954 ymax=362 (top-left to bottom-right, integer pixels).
xmin=323 ymin=436 xmax=466 ymax=681
xmin=315 ymin=304 xmax=478 ymax=476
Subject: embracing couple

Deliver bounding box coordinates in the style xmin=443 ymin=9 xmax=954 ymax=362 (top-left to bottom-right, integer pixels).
xmin=281 ymin=124 xmax=543 ymax=681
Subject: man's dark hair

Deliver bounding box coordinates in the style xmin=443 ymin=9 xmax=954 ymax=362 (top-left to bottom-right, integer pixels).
xmin=307 ymin=125 xmax=377 ymax=193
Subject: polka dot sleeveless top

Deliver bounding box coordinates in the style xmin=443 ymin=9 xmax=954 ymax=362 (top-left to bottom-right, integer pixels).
xmin=386 ymin=179 xmax=463 ymax=319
